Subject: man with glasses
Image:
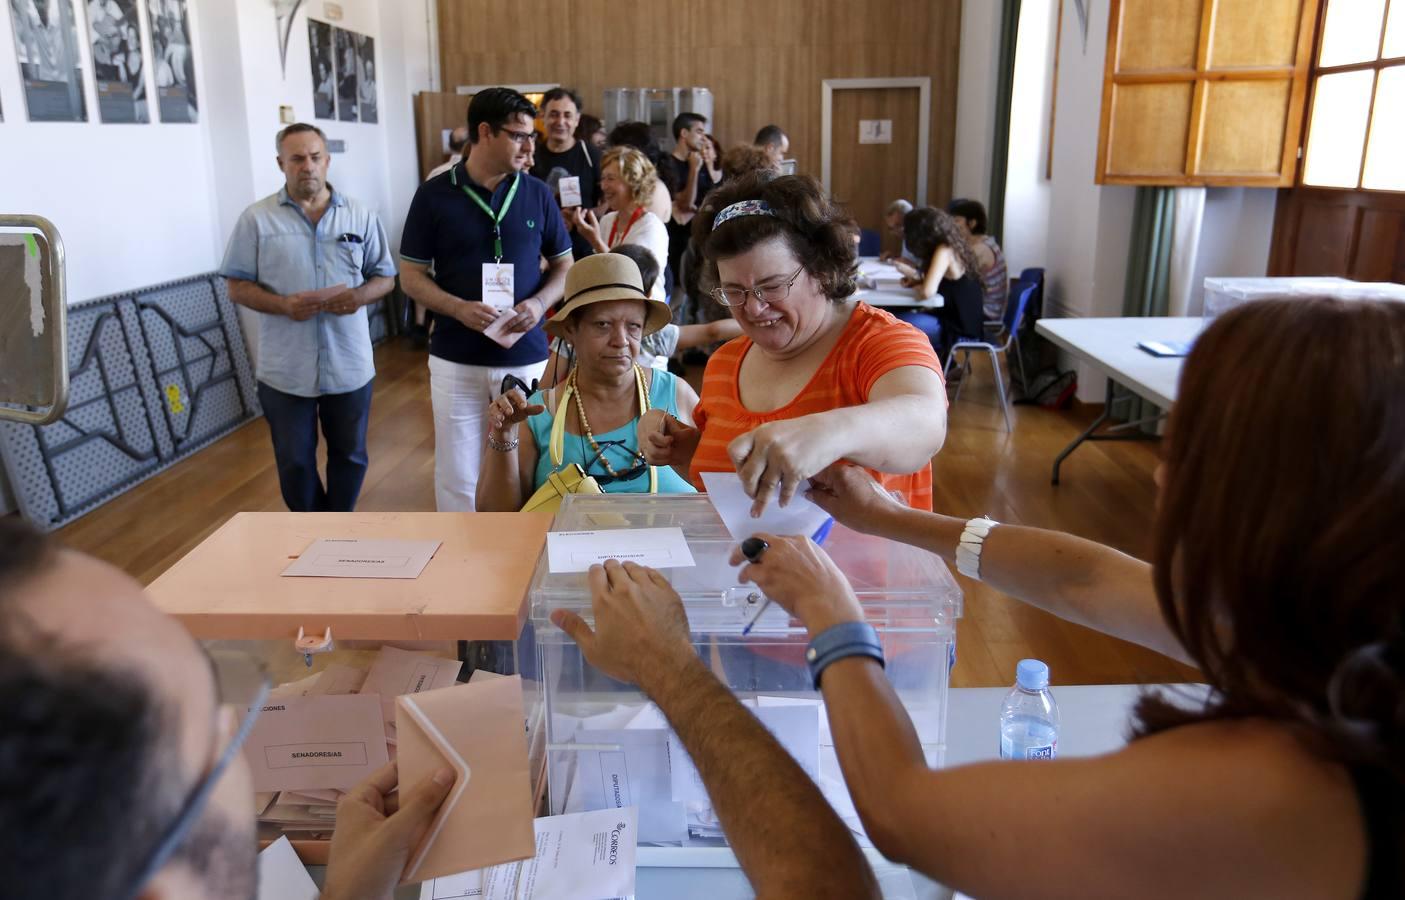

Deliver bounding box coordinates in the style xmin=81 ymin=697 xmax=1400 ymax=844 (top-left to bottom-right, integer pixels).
xmin=530 ymin=86 xmax=602 ymax=263
xmin=0 ymin=518 xmax=455 ymax=900
xmin=401 ymin=87 xmax=574 ymax=512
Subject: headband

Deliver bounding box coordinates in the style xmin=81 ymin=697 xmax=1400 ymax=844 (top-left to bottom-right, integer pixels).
xmin=713 ymin=199 xmax=776 ymax=228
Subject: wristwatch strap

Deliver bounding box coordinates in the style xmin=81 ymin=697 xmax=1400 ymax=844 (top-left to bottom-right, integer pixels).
xmin=805 ymin=621 xmax=884 ymax=689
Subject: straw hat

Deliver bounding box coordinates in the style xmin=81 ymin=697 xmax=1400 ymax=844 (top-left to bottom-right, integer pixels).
xmin=544 ymin=253 xmax=673 ymax=339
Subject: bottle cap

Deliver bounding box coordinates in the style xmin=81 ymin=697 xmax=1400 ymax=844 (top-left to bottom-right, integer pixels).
xmin=1016 ymin=658 xmax=1049 ymax=691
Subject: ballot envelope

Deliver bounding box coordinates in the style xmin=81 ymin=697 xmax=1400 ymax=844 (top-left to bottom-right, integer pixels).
xmin=527 ymin=494 xmax=963 ymax=856
xmin=146 ymin=511 xmax=554 ymax=865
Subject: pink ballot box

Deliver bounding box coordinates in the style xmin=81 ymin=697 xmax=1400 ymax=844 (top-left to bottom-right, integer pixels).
xmin=148 ymin=511 xmax=553 ymax=864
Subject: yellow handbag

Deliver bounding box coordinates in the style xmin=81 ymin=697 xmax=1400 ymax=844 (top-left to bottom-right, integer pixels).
xmin=518 ymin=366 xmax=658 ymax=513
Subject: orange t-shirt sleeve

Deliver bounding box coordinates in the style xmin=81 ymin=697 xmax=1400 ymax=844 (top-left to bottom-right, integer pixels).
xmin=852 ymin=312 xmax=944 ymax=397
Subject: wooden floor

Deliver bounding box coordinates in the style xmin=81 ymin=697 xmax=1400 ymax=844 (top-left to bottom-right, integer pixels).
xmin=55 ymin=338 xmax=1197 ymax=689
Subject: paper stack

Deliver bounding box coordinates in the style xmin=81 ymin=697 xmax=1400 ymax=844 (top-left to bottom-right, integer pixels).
xmin=245 ymin=647 xmax=464 ymax=839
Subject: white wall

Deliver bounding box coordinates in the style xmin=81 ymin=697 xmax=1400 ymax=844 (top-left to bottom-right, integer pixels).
xmin=1000 ymin=0 xmax=1055 ymax=275
xmin=0 ymin=0 xmax=435 ymax=515
xmin=0 ymin=0 xmax=225 ymax=303
xmin=1186 ymin=188 xmax=1278 ymax=315
xmin=951 ymin=0 xmax=1002 ymax=203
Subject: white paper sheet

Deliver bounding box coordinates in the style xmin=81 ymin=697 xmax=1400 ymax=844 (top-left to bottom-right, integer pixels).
xmin=669 ymin=704 xmax=820 ymax=808
xmin=567 ymin=728 xmax=686 ymax=843
xmin=256 ymin=836 xmax=320 ymax=900
xmin=546 ymin=527 xmax=695 ymax=573
xmin=281 ymin=538 xmax=442 ymax=579
xmin=420 ymin=807 xmax=639 ymax=900
xmin=482 ymin=311 xmax=529 ymax=349
xmin=298 ymin=282 xmax=351 ymax=304
xmin=700 ymin=471 xmax=832 ymax=543
xmin=558 ymin=176 xmax=583 ymax=208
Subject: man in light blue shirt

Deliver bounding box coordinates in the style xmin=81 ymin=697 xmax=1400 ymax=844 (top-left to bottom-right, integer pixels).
xmin=220 ymin=123 xmax=395 ymax=511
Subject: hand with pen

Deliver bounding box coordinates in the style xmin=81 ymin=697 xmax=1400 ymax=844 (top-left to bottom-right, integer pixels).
xmin=729 ymin=532 xmax=864 ymax=639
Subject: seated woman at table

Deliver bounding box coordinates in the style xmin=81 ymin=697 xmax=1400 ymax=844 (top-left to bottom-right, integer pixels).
xmin=900 ymin=206 xmax=986 ymax=362
xmin=475 ymin=253 xmax=698 ymax=511
xmin=736 ymin=296 xmax=1405 ymax=898
xmin=638 ymin=173 xmax=948 ymax=513
xmin=947 ymin=197 xmax=1010 ymax=322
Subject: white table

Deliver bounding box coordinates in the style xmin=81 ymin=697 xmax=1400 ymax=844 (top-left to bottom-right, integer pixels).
xmin=627 ymin=683 xmax=1208 ymax=899
xmin=854 ymin=256 xmax=943 ymax=309
xmin=1034 ymin=316 xmax=1205 ymax=484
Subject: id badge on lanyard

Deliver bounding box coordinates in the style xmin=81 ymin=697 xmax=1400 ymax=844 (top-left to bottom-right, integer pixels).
xmin=460 ymin=172 xmax=520 ymax=308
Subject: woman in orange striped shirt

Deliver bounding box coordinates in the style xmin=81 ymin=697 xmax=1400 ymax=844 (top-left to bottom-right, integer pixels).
xmin=639 ymin=174 xmax=948 ymax=511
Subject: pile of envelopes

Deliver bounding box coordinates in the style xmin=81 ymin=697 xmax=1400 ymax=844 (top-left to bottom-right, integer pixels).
xmin=245 ymin=646 xmax=537 ymax=882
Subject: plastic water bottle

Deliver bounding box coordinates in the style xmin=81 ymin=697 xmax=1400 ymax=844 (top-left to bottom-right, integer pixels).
xmin=999 ymin=659 xmax=1060 ymax=760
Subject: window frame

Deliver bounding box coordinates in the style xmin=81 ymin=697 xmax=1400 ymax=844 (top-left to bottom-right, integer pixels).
xmin=1298 ymin=0 xmax=1405 ymax=192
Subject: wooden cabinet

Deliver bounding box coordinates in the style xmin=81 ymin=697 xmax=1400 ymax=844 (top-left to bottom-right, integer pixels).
xmin=1096 ymin=0 xmax=1322 ymax=186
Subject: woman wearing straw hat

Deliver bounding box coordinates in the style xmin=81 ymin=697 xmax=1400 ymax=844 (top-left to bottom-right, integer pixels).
xmin=476 ymin=253 xmax=699 ymax=511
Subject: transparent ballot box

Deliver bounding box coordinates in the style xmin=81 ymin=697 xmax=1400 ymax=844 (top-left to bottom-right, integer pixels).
xmin=147 ymin=511 xmax=553 ymax=863
xmin=528 ymin=494 xmax=963 ymax=858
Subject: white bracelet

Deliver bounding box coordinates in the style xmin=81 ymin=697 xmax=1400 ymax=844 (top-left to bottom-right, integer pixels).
xmin=955 ymin=516 xmax=999 ymax=580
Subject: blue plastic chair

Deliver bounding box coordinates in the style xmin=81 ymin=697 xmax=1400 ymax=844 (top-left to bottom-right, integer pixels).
xmin=945 ymin=278 xmax=1037 ymax=432
xmin=858 ymin=228 xmax=882 ymax=257
xmin=1018 ymin=266 xmax=1045 ymax=320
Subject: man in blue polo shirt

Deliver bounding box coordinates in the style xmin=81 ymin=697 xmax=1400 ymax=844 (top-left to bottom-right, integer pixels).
xmin=221 ymin=123 xmax=395 ymax=512
xmin=400 ymin=87 xmax=572 ymax=511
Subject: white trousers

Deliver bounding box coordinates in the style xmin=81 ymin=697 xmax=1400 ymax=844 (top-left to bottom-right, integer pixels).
xmin=428 ymin=355 xmax=548 ymax=512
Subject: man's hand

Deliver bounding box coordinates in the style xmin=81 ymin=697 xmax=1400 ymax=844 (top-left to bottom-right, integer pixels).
xmin=282 ymin=292 xmax=324 ymax=321
xmin=805 ymin=463 xmax=906 ymax=537
xmin=729 ymin=534 xmax=865 ymax=637
xmin=454 ymin=300 xmax=502 ymax=333
xmin=324 ymin=288 xmax=362 ymax=316
xmin=321 ymin=761 xmax=455 ymax=900
xmin=550 ymin=560 xmax=697 ymax=689
xmin=728 ymin=416 xmax=841 ymax=516
xmin=688 ymin=151 xmax=703 ymax=174
xmin=503 ymin=296 xmax=545 ymax=334
xmin=637 ymin=409 xmax=701 ymax=468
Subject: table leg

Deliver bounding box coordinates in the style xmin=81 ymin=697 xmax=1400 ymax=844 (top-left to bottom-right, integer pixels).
xmin=1051 ymin=379 xmax=1165 ymax=485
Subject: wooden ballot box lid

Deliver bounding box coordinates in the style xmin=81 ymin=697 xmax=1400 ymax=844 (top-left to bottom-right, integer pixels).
xmin=148 ymin=512 xmax=553 ymax=641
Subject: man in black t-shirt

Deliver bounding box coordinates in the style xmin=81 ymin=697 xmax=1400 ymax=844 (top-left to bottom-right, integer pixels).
xmin=530 ymin=86 xmax=601 ymax=262
xmin=656 ymin=111 xmax=715 ymax=304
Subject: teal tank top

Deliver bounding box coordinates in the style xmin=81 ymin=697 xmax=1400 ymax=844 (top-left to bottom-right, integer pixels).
xmin=525 ymin=369 xmax=697 ymax=496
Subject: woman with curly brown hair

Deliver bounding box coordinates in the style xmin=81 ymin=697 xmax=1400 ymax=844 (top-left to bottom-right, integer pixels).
xmin=571 ymin=146 xmax=669 ymax=303
xmin=901 ymin=206 xmax=987 ymax=361
xmin=734 ymin=296 xmax=1405 ymax=898
xmin=638 ymin=173 xmax=948 ymax=512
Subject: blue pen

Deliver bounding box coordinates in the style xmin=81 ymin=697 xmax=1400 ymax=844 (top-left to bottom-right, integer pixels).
xmin=740 ymin=518 xmax=834 ymax=635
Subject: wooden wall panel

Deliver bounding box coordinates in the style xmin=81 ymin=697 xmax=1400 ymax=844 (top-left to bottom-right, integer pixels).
xmin=1268 ymin=187 xmax=1405 ymax=282
xmin=414 ymin=91 xmax=472 ymax=180
xmin=1108 ymin=83 xmax=1194 ymax=176
xmin=436 ymin=0 xmax=962 ymax=207
xmin=1197 ymin=80 xmax=1292 ymax=174
xmin=1209 ymin=0 xmax=1304 ymax=68
xmin=1117 ymin=0 xmax=1203 ymax=70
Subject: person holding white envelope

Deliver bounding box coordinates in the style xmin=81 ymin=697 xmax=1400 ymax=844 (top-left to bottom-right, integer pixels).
xmin=0 ymin=517 xmax=456 ymax=900
xmin=220 ymin=123 xmax=396 ymax=513
xmin=400 ymin=88 xmax=574 ymax=512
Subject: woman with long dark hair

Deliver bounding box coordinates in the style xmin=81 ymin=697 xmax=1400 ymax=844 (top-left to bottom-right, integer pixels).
xmin=900 ymin=207 xmax=986 ymax=361
xmin=732 ymin=296 xmax=1405 ymax=898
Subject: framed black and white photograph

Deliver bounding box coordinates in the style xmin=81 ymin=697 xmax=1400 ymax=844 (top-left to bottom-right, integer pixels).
xmin=85 ymin=0 xmax=149 ymax=123
xmin=355 ymin=32 xmax=376 ymax=124
xmin=333 ymin=26 xmax=356 ymax=122
xmin=8 ymin=0 xmax=89 ymax=122
xmin=307 ymin=18 xmax=334 ymax=120
xmin=146 ymin=0 xmax=197 ymax=123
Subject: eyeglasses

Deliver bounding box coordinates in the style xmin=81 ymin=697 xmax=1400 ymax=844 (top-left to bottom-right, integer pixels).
xmin=584 ymin=439 xmax=650 ymax=486
xmin=709 ymin=265 xmax=806 ymax=308
xmin=498 ymin=127 xmax=537 ymax=146
xmin=501 ymin=374 xmax=539 ymax=398
xmin=119 ymin=649 xmax=270 ymax=900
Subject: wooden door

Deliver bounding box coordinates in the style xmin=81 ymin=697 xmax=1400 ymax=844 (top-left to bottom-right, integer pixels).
xmin=830 ymin=87 xmax=921 ymax=240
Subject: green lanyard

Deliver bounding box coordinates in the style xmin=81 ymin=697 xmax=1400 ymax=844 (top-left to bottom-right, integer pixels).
xmin=459 ymin=173 xmax=519 ymax=263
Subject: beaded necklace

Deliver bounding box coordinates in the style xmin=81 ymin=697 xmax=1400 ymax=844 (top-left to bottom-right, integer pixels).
xmin=568 ymin=364 xmax=649 ymax=477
